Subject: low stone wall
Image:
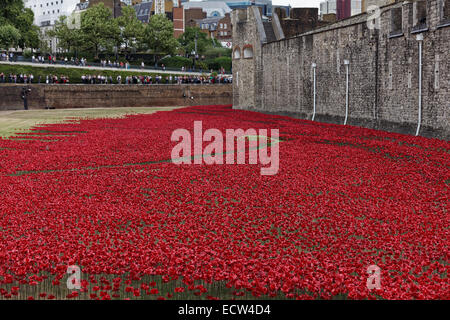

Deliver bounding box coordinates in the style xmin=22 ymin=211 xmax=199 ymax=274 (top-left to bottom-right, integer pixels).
xmin=0 ymin=84 xmax=232 ymax=110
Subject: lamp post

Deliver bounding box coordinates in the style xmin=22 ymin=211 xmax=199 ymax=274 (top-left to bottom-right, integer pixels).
xmin=415 ymin=33 xmax=423 ymax=136
xmin=194 ymin=32 xmax=198 ymax=70
xmin=312 ymin=62 xmax=317 ymax=121
xmin=343 ymin=59 xmax=350 ymax=125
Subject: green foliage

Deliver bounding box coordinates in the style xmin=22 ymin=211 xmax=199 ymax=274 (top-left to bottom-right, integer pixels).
xmin=178 ymin=27 xmax=214 ymax=56
xmin=117 ymin=5 xmax=145 ymax=54
xmin=195 ymin=61 xmax=208 ymax=71
xmin=203 ymin=46 xmax=232 ymax=59
xmin=0 ymin=0 xmax=39 ymax=50
xmin=22 ymin=48 xmax=33 ymax=59
xmin=157 ymin=56 xmax=192 ymax=68
xmin=0 ymin=0 xmax=26 ymax=26
xmin=38 ymin=29 xmax=51 ymax=55
xmin=47 ymin=15 xmax=83 ymax=56
xmin=80 ymin=3 xmax=119 ymax=58
xmin=0 ymin=24 xmax=21 ymax=50
xmin=143 ymin=14 xmax=178 ymax=56
xmin=206 ymin=56 xmax=232 ymax=72
xmin=0 ymin=1 xmax=186 ymax=59
xmin=15 ymin=7 xmax=39 ymax=49
xmin=0 ymin=64 xmax=181 ymax=84
xmin=20 ymin=23 xmax=40 ymax=49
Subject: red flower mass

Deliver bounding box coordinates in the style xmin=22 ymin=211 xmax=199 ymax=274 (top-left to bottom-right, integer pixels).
xmin=0 ymin=105 xmax=448 ymax=299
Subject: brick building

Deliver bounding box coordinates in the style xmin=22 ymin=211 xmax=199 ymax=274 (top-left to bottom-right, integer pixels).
xmin=173 ymin=1 xmax=184 ymax=37
xmin=216 ymin=13 xmax=231 ymax=40
xmin=185 ymin=8 xmax=207 ymax=28
xmin=196 ymin=13 xmax=231 ymax=39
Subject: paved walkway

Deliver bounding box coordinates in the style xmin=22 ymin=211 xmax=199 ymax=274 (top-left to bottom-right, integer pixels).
xmin=0 ymin=61 xmax=232 ymax=76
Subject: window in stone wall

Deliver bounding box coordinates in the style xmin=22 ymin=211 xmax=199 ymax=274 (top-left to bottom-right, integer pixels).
xmin=390 ymin=7 xmax=403 ymax=36
xmin=440 ymin=0 xmax=450 ymax=23
xmin=243 ymin=46 xmax=254 ymax=59
xmin=233 ymin=47 xmax=241 ymax=59
xmin=413 ymin=0 xmax=427 ymax=32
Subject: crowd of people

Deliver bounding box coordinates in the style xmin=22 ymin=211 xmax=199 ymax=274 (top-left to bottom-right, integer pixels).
xmin=1 ymin=52 xmax=17 ymax=62
xmin=30 ymin=55 xmax=88 ymax=66
xmin=0 ymin=72 xmax=232 ymax=85
xmin=1 ymin=52 xmax=231 ymax=75
xmin=83 ymin=74 xmax=232 ymax=84
xmin=0 ymin=73 xmax=70 ymax=84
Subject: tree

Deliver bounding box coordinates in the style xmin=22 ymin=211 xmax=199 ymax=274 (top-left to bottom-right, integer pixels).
xmin=0 ymin=24 xmax=21 ymax=51
xmin=38 ymin=29 xmax=51 ymax=55
xmin=0 ymin=0 xmax=40 ymax=50
xmin=117 ymin=5 xmax=144 ymax=56
xmin=0 ymin=0 xmax=25 ymax=26
xmin=143 ymin=14 xmax=178 ymax=57
xmin=20 ymin=23 xmax=40 ymax=49
xmin=47 ymin=15 xmax=83 ymax=56
xmin=178 ymin=27 xmax=214 ymax=56
xmin=204 ymin=46 xmax=232 ymax=59
xmin=15 ymin=7 xmax=39 ymax=49
xmin=80 ymin=3 xmax=119 ymax=59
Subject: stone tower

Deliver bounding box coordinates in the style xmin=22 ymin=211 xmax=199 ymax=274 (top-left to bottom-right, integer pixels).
xmin=231 ymin=6 xmax=284 ymax=110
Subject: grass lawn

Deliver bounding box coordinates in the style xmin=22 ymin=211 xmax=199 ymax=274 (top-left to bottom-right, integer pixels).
xmin=0 ymin=107 xmax=180 ymax=138
xmin=0 ymin=63 xmax=197 ymax=84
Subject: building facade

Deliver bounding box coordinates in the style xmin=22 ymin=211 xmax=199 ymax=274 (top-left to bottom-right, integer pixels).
xmin=320 ymin=0 xmax=336 ymax=17
xmin=24 ymin=0 xmax=80 ymax=26
xmin=196 ymin=12 xmax=231 ymax=41
xmin=182 ymin=1 xmax=231 ymax=17
xmin=321 ymin=0 xmax=361 ymax=20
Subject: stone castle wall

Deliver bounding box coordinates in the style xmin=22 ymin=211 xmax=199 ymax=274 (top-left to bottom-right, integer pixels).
xmin=0 ymin=84 xmax=232 ymax=110
xmin=232 ymin=1 xmax=449 ymax=139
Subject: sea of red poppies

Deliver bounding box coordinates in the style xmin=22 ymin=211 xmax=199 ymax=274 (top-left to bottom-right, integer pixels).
xmin=0 ymin=105 xmax=448 ymax=300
